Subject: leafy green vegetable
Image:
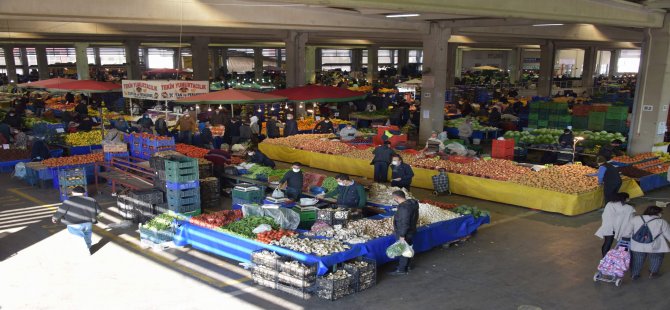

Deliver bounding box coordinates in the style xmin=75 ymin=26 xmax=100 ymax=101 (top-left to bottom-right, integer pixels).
xmin=321 ymin=177 xmax=338 ymax=193
xmin=453 ymin=205 xmax=490 ymax=219
xmin=221 ymin=216 xmax=278 ymax=239
xmin=248 ymin=165 xmax=274 ymax=180
xmin=268 ymin=169 xmax=289 ymax=178
xmin=144 ymin=213 xmax=180 ymax=231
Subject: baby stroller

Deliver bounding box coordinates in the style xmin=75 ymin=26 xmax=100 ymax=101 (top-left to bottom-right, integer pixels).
xmin=593 ymin=238 xmax=630 ymax=287
xmin=431 ymin=169 xmax=451 ymax=196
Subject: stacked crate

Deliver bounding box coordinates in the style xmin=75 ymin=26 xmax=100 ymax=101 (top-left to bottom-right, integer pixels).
xmin=103 ymin=143 xmax=129 ymax=162
xmin=529 ymin=101 xmax=571 ymax=129
xmin=125 ymin=133 xmax=176 ymax=160
xmin=57 ymin=168 xmax=87 ymax=202
xmin=232 ymin=184 xmax=265 ymax=205
xmin=491 ymin=139 xmax=515 ymax=160
xmin=316 ymin=270 xmax=355 ymax=300
xmin=199 ymin=177 xmax=220 ymax=209
xmin=128 ymin=189 xmax=166 ymax=223
xmin=588 ymin=112 xmax=607 ymax=131
xmin=605 ymin=106 xmax=628 ymax=133
xmin=197 ymin=158 xmax=213 ymax=178
xmin=342 ymin=257 xmax=377 ymax=292
xmin=164 ymin=156 xmax=201 ymax=216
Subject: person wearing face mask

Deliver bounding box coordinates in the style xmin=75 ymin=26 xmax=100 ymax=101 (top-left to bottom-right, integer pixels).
xmin=338 ymin=123 xmax=358 ymax=142
xmin=389 ymin=190 xmax=419 ymax=276
xmin=2 ymin=109 xmax=22 ymax=129
xmin=371 ymin=141 xmax=395 ymax=183
xmin=391 ymin=155 xmax=414 ymax=189
xmin=249 ymin=115 xmax=260 ymax=145
xmin=247 ymin=148 xmax=275 ymax=169
xmin=137 ymin=114 xmax=154 ymax=132
xmin=279 ymin=162 xmax=304 ymax=201
xmin=266 ymin=116 xmax=281 ymax=139
xmin=318 ymin=174 xmax=366 ymax=211
xmin=314 ymin=116 xmax=336 ymax=134
xmin=283 ymin=114 xmax=299 ymax=137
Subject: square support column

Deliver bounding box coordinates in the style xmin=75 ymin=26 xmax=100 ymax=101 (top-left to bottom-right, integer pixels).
xmin=124 ymin=41 xmax=141 ymax=80
xmin=173 ymin=48 xmax=180 ymax=70
xmin=509 ymin=48 xmax=523 ymax=84
xmin=366 ymin=46 xmax=379 ymax=83
xmin=221 ymin=48 xmax=228 ymax=76
xmin=629 ymin=20 xmax=670 ymax=154
xmin=582 ymin=47 xmax=597 ymax=90
xmin=537 ymin=41 xmax=555 ymax=97
xmin=74 ymin=43 xmax=90 ymax=80
xmin=446 ymin=44 xmax=457 ymax=88
xmin=94 ymin=47 xmax=102 ymax=66
xmin=609 ymin=49 xmax=619 ymax=77
xmin=190 ymin=37 xmax=210 ymax=81
xmin=141 ymin=48 xmax=149 ymax=68
xmin=397 ymin=49 xmax=409 ymax=76
xmin=3 ymin=46 xmax=17 ymax=84
xmin=284 ymin=31 xmax=307 ymax=88
xmin=35 ymin=46 xmax=49 ymax=80
xmin=420 ymin=22 xmax=451 ymax=142
xmin=351 ymin=49 xmax=363 ymax=73
xmin=210 ymin=48 xmax=222 ymax=80
xmin=276 ymin=48 xmax=282 ymax=69
xmin=254 ymin=47 xmax=264 ymax=81
xmin=305 ymin=46 xmax=316 ymax=84
xmin=19 ymin=47 xmax=29 ymax=76
xmin=455 ymin=47 xmax=463 ymax=78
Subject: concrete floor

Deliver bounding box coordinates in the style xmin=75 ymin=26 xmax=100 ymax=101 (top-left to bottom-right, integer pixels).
xmin=2 ymin=166 xmax=670 ymax=310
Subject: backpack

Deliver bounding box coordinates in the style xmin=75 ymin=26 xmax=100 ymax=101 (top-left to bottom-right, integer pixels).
xmin=632 ymin=217 xmax=661 ymax=244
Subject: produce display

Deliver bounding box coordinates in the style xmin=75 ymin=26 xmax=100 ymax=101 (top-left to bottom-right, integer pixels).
xmin=510 ymin=164 xmax=598 ymax=194
xmin=611 ymin=152 xmax=656 ymax=164
xmin=175 ymin=143 xmax=209 ymax=158
xmin=294 ymin=117 xmax=351 ymax=131
xmin=503 ymin=129 xmax=626 ymax=145
xmin=368 ymin=183 xmax=414 ymax=206
xmin=419 ymin=199 xmax=458 ymax=210
xmin=42 ymin=153 xmax=103 ymax=168
xmin=189 ymin=210 xmax=243 ymax=229
xmin=306 ymin=218 xmax=394 ymax=244
xmin=350 ymin=110 xmax=391 ymax=120
xmin=299 ymin=139 xmax=354 ymax=155
xmin=271 ymin=236 xmax=351 ymax=256
xmin=655 ymin=152 xmax=670 ymax=162
xmin=639 ymin=162 xmax=670 ymax=174
xmin=321 ymin=177 xmax=338 ymax=193
xmin=0 ymin=149 xmax=32 ymax=161
xmin=221 ymin=216 xmax=278 ymax=239
xmin=143 ymin=213 xmax=179 ymax=231
xmin=453 ymin=205 xmax=491 ymax=219
xmin=445 ymin=118 xmax=498 ymax=131
xmin=618 ymin=166 xmax=653 ymax=178
xmin=247 ymin=165 xmax=274 ymax=179
xmin=418 ymin=203 xmax=462 ymax=226
xmin=451 ymin=159 xmax=529 ymax=180
xmin=64 ymin=130 xmax=102 ymax=146
xmin=264 ymin=134 xmax=332 ymax=148
xmin=256 ymin=229 xmax=297 ymax=244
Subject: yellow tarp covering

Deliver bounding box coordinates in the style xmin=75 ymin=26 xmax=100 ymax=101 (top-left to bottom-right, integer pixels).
xmin=259 ymin=143 xmax=644 ymax=216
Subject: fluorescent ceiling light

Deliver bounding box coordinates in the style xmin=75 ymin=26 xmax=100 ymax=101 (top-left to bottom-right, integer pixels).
xmin=532 ymin=23 xmax=564 ymax=27
xmin=386 ymin=13 xmax=420 ymax=18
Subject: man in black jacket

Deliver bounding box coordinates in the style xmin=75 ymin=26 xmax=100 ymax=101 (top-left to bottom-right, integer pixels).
xmin=247 ymin=148 xmax=275 ymax=168
xmin=313 ymin=116 xmax=335 ymax=134
xmin=371 ymin=141 xmax=394 ymax=182
xmin=52 ymin=186 xmax=100 ymax=254
xmin=390 ymin=190 xmax=419 ymax=276
xmin=266 ymin=116 xmax=280 ymax=138
xmin=283 ymin=114 xmax=299 ymax=137
xmin=279 ymin=162 xmax=304 ymax=201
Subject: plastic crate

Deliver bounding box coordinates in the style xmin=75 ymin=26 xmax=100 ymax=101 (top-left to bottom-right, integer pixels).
xmin=292 ymin=206 xmax=317 ymax=222
xmin=232 ymin=187 xmax=264 ymax=204
xmin=165 ymin=180 xmax=200 ymax=190
xmin=105 ymin=151 xmax=130 ymax=162
xmin=252 ymin=265 xmax=279 ymax=280
xmin=69 ymin=145 xmax=95 ymax=156
xmin=165 ymin=168 xmax=199 ymax=183
xmin=167 ymin=195 xmax=201 ymax=210
xmin=279 ymin=260 xmax=318 ymax=279
xmin=49 ymin=148 xmax=64 ymax=158
xmin=164 ymin=156 xmax=198 ymax=171
xmin=342 ymin=257 xmax=377 ymax=292
xmin=252 ymin=276 xmax=278 ymax=290
xmin=142 ymin=136 xmax=175 ymax=148
xmin=167 ymin=187 xmax=200 ymax=199
xmin=129 ymin=189 xmax=165 ymax=204
xmin=277 ymin=283 xmax=312 ymax=300
xmin=316 ymin=272 xmax=355 ymax=300
xmin=252 ymin=250 xmax=288 ymax=270
xmin=168 ymin=209 xmax=201 ymax=218
xmin=139 ymin=225 xmax=174 ymax=243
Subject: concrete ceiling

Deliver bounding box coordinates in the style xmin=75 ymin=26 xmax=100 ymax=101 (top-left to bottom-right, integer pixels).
xmin=0 ymin=0 xmax=658 ymax=49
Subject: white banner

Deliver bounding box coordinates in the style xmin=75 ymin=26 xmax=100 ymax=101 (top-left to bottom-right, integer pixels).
xmin=122 ymin=80 xmax=209 ymax=101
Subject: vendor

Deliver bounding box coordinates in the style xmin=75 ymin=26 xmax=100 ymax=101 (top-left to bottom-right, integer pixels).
xmin=318 ymin=174 xmax=366 ymax=210
xmin=65 ymin=92 xmax=75 ymax=104
xmin=338 ymin=123 xmax=358 ymax=142
xmin=266 ymin=116 xmax=281 ymax=139
xmin=458 ymin=118 xmax=473 ymax=145
xmin=2 ymin=110 xmax=22 ymax=129
xmin=279 ymin=162 xmax=304 ymax=201
xmin=77 ymin=116 xmax=96 ymax=132
xmin=0 ymin=123 xmax=11 ymax=144
xmin=30 ymin=138 xmax=51 ymax=161
xmin=422 ymin=131 xmax=446 ymax=154
xmin=283 ymin=114 xmax=299 ymax=137
xmin=114 ymin=117 xmax=131 ymax=133
xmin=247 ymin=148 xmax=275 ymax=168
xmin=488 ymin=106 xmax=502 ymax=128
xmin=558 ymin=128 xmax=574 ymax=148
xmin=209 ymin=108 xmax=225 ymax=126
xmin=155 ymin=115 xmax=169 ymax=136
xmin=365 ymin=101 xmax=377 ymax=112
xmin=391 ymin=155 xmax=414 ymax=189
xmin=75 ymin=99 xmax=88 ymax=116
xmin=594 ymin=156 xmax=622 ymax=203
xmin=371 ymin=141 xmax=395 ymax=183
xmin=314 ymin=116 xmax=335 ymax=134
xmin=137 ymin=114 xmax=154 ymax=132
xmin=598 ymin=139 xmax=624 ymax=161
xmin=103 ymin=127 xmax=123 ymax=143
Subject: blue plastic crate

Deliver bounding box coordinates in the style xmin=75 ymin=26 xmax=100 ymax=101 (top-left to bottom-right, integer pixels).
xmin=0 ymin=159 xmax=30 ymax=173
xmin=165 ymin=180 xmax=200 ymax=190
xmin=51 ymin=164 xmax=95 ymax=189
xmin=49 ymin=149 xmax=64 ymax=158
xmin=104 ymin=151 xmax=130 ymax=162
xmin=142 ymin=136 xmax=175 ymax=148
xmin=69 ymin=146 xmax=93 ymax=156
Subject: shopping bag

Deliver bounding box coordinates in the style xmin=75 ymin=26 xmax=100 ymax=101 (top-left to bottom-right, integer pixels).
xmin=386 ymin=239 xmax=410 ymax=258
xmin=271 ymin=188 xmax=285 ymax=198
xmin=402 ymin=243 xmax=415 ymax=258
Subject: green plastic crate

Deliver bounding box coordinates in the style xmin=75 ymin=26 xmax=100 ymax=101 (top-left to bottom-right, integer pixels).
xmin=528 ymin=113 xmax=539 ymax=121
xmin=164 ymin=156 xmax=198 ymax=172
xmin=168 ymin=209 xmax=202 ymax=217
xmin=232 ymin=188 xmax=264 ymax=203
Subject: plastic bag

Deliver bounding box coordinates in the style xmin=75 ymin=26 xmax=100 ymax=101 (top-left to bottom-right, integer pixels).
xmin=402 ymin=243 xmax=415 ymax=258
xmin=386 ymin=239 xmax=411 ymax=258
xmin=252 ymin=224 xmax=273 ymax=234
xmin=13 ymin=162 xmax=26 ymax=179
xmin=242 ymin=205 xmax=265 ymax=218
xmin=263 ymin=208 xmax=300 ymax=230
xmin=271 ymin=188 xmax=285 ymax=198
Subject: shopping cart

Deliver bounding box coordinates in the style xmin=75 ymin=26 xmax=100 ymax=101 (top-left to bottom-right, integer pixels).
xmin=431 ymin=170 xmax=451 ymax=196
xmin=593 ymin=238 xmax=630 ymax=287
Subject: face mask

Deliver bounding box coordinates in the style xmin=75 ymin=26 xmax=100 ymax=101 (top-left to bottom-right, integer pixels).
xmin=325 ymin=120 xmax=330 ymax=123
xmin=337 ymin=181 xmax=345 ymax=186
xmin=392 ymin=161 xmax=400 ymax=166
xmin=292 ymin=168 xmax=300 ymax=173
xmin=247 ymin=153 xmax=254 ymax=156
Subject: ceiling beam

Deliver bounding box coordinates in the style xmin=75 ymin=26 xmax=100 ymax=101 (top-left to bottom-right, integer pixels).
xmin=270 ymin=0 xmax=665 ymax=28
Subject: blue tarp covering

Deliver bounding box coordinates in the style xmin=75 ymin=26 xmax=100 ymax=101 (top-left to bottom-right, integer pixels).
xmin=639 ymin=173 xmax=670 ymax=192
xmin=174 ymin=215 xmax=489 ymax=274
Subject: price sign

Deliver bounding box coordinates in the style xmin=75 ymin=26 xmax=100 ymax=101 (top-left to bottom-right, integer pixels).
xmin=2 ymin=144 xmax=9 ymax=150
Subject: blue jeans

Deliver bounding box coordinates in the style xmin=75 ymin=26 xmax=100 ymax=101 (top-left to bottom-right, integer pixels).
xmin=67 ymin=222 xmax=93 ymax=249
xmin=373 ymin=162 xmax=389 ymax=183
xmin=179 ymin=130 xmax=193 ymax=144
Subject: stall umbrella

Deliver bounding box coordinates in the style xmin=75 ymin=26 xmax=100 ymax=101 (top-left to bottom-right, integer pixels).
xmin=174 ymin=89 xmax=287 ymax=117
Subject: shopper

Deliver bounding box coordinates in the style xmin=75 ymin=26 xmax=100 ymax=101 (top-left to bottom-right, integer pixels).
xmin=0 ymin=123 xmax=11 ymax=144
xmin=389 ymin=190 xmax=419 ymax=276
xmin=371 ymin=141 xmax=394 ymax=183
xmin=595 ymin=156 xmax=623 ymax=203
xmin=155 ymin=115 xmax=169 ymax=136
xmin=391 ymin=155 xmax=414 ymax=189
xmin=283 ymin=114 xmax=299 ymax=137
xmin=230 ymin=117 xmax=243 ymax=145
xmin=595 ymin=193 xmax=635 ymax=257
xmin=199 ymin=122 xmax=214 ymax=149
xmin=176 ymin=113 xmax=196 ymax=144
xmin=266 ymin=115 xmax=281 ymax=139
xmin=279 ymin=162 xmax=304 ymax=201
xmin=488 ymin=106 xmax=502 ymax=128
xmin=65 ymin=92 xmax=75 ymax=104
xmin=250 ymin=115 xmax=260 ymax=145
xmin=247 ymin=148 xmax=275 ymax=169
xmin=559 ymin=128 xmax=574 ymax=148
xmin=338 ymin=123 xmax=358 ymax=142
xmin=626 ymin=206 xmax=670 ymax=280
xmin=318 ymin=174 xmax=366 ymax=211
xmin=77 ymin=116 xmax=96 ymax=132
xmin=137 ymin=114 xmax=154 ymax=132
xmin=51 ymin=186 xmax=100 ymax=254
xmin=33 ymin=95 xmax=45 ymax=117
xmin=210 ymin=108 xmax=225 ymax=126
xmin=2 ymin=110 xmax=22 ymax=129
xmin=75 ymin=99 xmax=88 ymax=116
xmin=458 ymin=118 xmax=473 ymax=145
xmin=314 ymin=116 xmax=335 ymax=134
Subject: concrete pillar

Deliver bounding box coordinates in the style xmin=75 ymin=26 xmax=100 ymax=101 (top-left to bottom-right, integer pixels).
xmin=509 ymin=48 xmax=522 ymax=84
xmin=351 ymin=49 xmax=363 ymax=73
xmin=93 ymin=47 xmax=102 ymax=66
xmin=19 ymin=47 xmax=29 ymax=76
xmin=221 ymin=48 xmax=228 ymax=76
xmin=455 ymin=47 xmax=463 ymax=78
xmin=210 ymin=48 xmax=222 ymax=80
xmin=397 ymin=49 xmax=409 ymax=75
xmin=254 ymin=47 xmax=264 ymax=80
xmin=582 ymin=47 xmax=597 ymax=89
xmin=305 ymin=46 xmax=316 ymax=84
xmin=276 ymin=48 xmax=282 ymax=69
xmin=173 ymin=48 xmax=180 ymax=70
xmin=284 ymin=31 xmax=307 ymax=88
xmin=609 ymin=49 xmax=619 ymax=77
xmin=420 ymin=22 xmax=451 ymax=142
xmin=124 ymin=41 xmax=141 ymax=80
xmin=74 ymin=43 xmax=90 ymax=80
xmin=3 ymin=46 xmax=18 ymax=84
xmin=366 ymin=46 xmax=379 ymax=82
xmin=141 ymin=48 xmax=149 ymax=68
xmin=35 ymin=46 xmax=49 ymax=80
xmin=628 ymin=20 xmax=670 ymax=154
xmin=446 ymin=44 xmax=457 ymax=88
xmin=190 ymin=37 xmax=210 ymax=81
xmin=538 ymin=41 xmax=555 ymax=97
xmin=315 ymin=48 xmax=322 ymax=73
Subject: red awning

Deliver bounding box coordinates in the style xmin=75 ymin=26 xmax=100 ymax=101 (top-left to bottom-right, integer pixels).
xmin=47 ymin=80 xmax=122 ymax=93
xmin=16 ymin=78 xmax=76 ymax=89
xmin=175 ymin=89 xmax=287 ymax=105
xmin=270 ymin=84 xmax=367 ymax=103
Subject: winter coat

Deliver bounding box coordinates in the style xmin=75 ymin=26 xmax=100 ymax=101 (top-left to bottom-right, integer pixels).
xmin=625 ymin=215 xmax=670 ymax=253
xmin=595 ymin=201 xmax=635 ymax=239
